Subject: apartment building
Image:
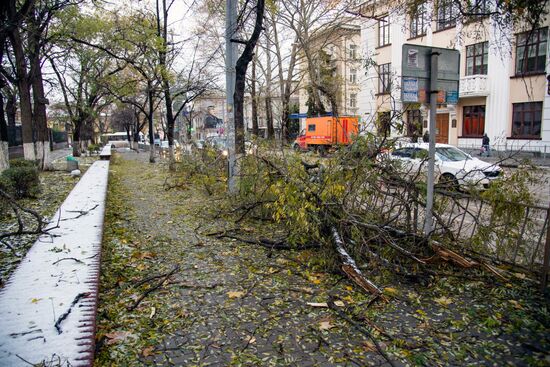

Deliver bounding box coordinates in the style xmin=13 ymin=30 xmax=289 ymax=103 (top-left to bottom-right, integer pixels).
xmin=298 ymin=23 xmax=362 ymax=127
xmin=358 ymin=1 xmax=549 ymax=152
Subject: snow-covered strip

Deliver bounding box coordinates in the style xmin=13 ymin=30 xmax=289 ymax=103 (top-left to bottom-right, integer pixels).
xmin=0 ymin=160 xmax=110 ymax=367
xmin=99 ymin=145 xmax=111 ymax=160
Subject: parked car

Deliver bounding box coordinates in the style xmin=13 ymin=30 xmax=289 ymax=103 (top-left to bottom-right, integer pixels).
xmin=388 ymin=143 xmax=502 ymax=190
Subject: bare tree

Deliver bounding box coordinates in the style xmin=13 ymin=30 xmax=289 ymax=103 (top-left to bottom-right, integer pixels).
xmin=48 ymin=8 xmax=118 ymax=156
xmin=233 ymin=0 xmax=266 ymax=154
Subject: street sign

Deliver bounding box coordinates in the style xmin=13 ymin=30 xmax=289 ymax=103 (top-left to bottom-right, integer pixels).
xmin=401 ymin=44 xmax=460 ymax=236
xmin=402 ymin=77 xmax=419 ymax=102
xmin=289 ymin=113 xmax=308 ymax=119
xmin=401 ymin=44 xmax=460 ymax=103
xmin=446 ymin=90 xmax=459 ymax=104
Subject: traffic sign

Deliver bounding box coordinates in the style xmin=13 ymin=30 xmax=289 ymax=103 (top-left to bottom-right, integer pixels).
xmin=401 ymin=44 xmax=460 ymax=104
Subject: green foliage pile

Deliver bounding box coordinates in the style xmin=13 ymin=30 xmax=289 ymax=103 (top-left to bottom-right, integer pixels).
xmin=170 ymin=147 xmax=228 ymax=195
xmin=173 ymin=137 xmax=542 ymax=275
xmin=235 ymin=134 xmax=398 ymax=249
xmin=0 ymin=159 xmax=41 ymax=199
xmin=88 ymin=143 xmax=100 ymax=154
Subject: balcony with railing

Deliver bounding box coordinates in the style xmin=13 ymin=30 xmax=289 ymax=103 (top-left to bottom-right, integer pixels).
xmin=459 ymin=75 xmax=489 ymax=98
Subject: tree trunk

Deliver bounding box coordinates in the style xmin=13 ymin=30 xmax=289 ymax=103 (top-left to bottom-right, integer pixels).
xmin=6 ymin=89 xmax=17 ymax=145
xmin=72 ymin=118 xmax=82 ymax=157
xmin=185 ymin=115 xmax=192 ymax=142
xmin=147 ymin=83 xmax=155 ymax=163
xmin=0 ymin=92 xmax=9 ymax=172
xmin=265 ymin=96 xmax=274 ymax=140
xmin=30 ymin=57 xmax=50 ymax=169
xmin=251 ymin=56 xmax=259 ymax=136
xmin=163 ymin=80 xmax=176 ymax=167
xmin=9 ymin=29 xmax=35 ymax=161
xmin=234 ymin=0 xmax=265 ymax=155
xmin=264 ymin=27 xmax=274 ymax=140
xmin=282 ymin=43 xmax=297 ymax=143
xmin=281 ymin=98 xmax=290 ymax=142
xmin=158 ymin=0 xmax=176 ymax=169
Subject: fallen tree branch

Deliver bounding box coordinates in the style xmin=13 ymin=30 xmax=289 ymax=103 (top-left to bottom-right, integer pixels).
xmin=330 ymin=226 xmax=384 ymax=299
xmin=0 ymin=188 xmax=44 ymax=241
xmin=212 ymin=233 xmax=319 ymax=250
xmin=62 ymin=204 xmax=99 ymax=221
xmin=55 ymin=292 xmax=91 ymax=333
xmin=52 ymin=257 xmax=85 ymax=265
xmin=127 ymin=265 xmax=180 ymax=311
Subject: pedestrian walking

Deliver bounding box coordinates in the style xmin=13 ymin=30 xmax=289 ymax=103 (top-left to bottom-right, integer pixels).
xmin=481 ymin=133 xmax=490 ymax=157
xmin=422 ymin=131 xmax=430 ymax=143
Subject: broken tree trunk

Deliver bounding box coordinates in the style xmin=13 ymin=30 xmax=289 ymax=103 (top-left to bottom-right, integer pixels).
xmin=330 ymin=226 xmax=383 ymax=298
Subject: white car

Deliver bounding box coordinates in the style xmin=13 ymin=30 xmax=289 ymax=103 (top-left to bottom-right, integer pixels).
xmin=389 ymin=143 xmax=502 ymax=190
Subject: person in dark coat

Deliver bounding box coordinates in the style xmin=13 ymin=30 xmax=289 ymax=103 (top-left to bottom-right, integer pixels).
xmin=422 ymin=131 xmax=430 ymax=143
xmin=481 ymin=133 xmax=490 ymax=157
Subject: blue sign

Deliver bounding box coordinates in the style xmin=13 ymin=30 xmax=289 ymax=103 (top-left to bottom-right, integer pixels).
xmin=289 ymin=113 xmax=308 ymax=119
xmin=446 ymin=90 xmax=458 ymax=104
xmin=402 ymin=77 xmax=419 ymax=102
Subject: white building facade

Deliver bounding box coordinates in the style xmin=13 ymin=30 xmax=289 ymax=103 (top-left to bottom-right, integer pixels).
xmin=358 ymin=1 xmax=550 ymax=153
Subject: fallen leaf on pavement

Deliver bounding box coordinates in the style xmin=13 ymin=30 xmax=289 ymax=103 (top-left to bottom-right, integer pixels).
xmin=227 ymin=291 xmax=245 ymax=299
xmin=105 ymin=331 xmax=133 ymax=345
xmin=434 ymin=296 xmax=453 ymax=307
xmin=307 ymin=302 xmax=328 ymax=308
xmin=319 ymin=320 xmax=335 ymax=331
xmin=142 ymin=346 xmax=155 ymax=357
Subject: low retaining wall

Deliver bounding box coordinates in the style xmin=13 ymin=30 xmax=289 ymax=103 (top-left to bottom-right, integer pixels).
xmin=0 ymin=159 xmax=110 ymax=366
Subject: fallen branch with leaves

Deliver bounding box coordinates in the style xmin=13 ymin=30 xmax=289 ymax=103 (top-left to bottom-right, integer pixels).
xmin=127 ymin=265 xmax=180 ymax=311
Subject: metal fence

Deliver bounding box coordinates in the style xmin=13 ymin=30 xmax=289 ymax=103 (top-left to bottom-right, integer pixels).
xmin=458 ymin=144 xmax=550 ymax=163
xmin=367 ymin=184 xmax=550 ymax=290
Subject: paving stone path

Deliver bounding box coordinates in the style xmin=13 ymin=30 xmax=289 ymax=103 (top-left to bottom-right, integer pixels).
xmin=94 ymin=151 xmax=549 ymax=367
xmin=96 ymin=152 xmax=389 ymax=367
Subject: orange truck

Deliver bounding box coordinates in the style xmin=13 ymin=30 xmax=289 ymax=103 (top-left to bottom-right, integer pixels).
xmin=293 ymin=116 xmax=359 ymax=155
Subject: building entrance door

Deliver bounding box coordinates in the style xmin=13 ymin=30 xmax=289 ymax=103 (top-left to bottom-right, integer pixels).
xmin=435 ymin=114 xmax=449 ymax=144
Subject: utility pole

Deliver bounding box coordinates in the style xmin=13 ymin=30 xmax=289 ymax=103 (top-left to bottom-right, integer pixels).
xmin=424 ymin=51 xmax=439 ymax=236
xmin=225 ymin=0 xmax=237 ymax=193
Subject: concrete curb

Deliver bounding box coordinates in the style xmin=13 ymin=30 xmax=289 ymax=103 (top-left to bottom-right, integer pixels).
xmin=0 ymin=159 xmax=110 ymax=366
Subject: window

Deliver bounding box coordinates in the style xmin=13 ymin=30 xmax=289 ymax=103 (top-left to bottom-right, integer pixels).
xmin=349 ymin=44 xmax=357 ymax=59
xmin=466 ymin=0 xmax=489 ymax=19
xmin=308 ymin=124 xmax=316 ymax=132
xmin=410 ymin=2 xmax=428 ymax=38
xmin=406 ymin=109 xmax=422 ymax=137
xmin=378 ymin=63 xmax=391 ymax=94
xmin=413 ymin=148 xmax=429 ymax=160
xmin=512 ymin=102 xmax=542 ymax=139
xmin=378 ymin=15 xmax=390 ymax=46
xmin=437 ymin=0 xmax=457 ymax=30
xmin=349 ymin=93 xmax=357 ymax=108
xmin=516 ymin=27 xmax=547 ymax=75
xmin=466 ymin=42 xmax=488 ymax=75
xmin=392 ymin=147 xmax=415 ymax=158
xmin=377 ymin=111 xmax=391 ymax=136
xmin=462 ymin=105 xmax=485 ymax=137
xmin=349 ymin=69 xmax=357 ymax=84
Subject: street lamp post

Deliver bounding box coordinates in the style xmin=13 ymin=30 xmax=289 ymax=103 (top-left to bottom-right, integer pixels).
xmin=225 ymin=0 xmax=237 ymax=193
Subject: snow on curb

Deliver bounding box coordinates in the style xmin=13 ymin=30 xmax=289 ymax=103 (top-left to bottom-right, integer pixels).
xmin=0 ymin=160 xmax=110 ymax=366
